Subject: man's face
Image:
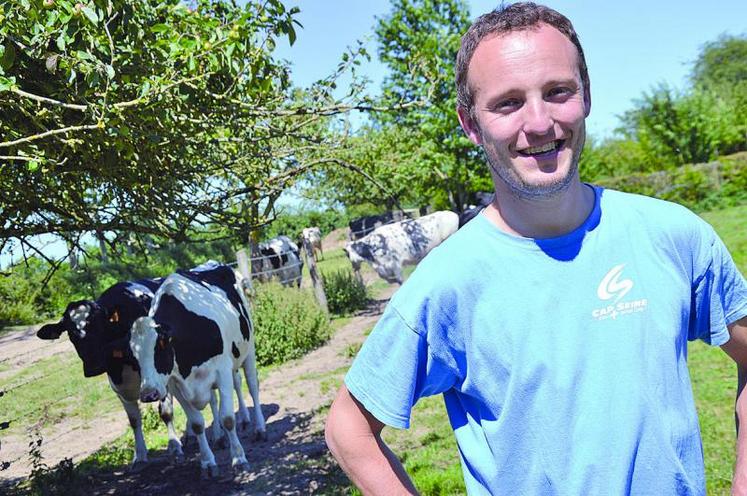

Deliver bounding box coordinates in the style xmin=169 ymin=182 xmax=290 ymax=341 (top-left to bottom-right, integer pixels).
xmin=458 ymin=24 xmax=590 ymax=200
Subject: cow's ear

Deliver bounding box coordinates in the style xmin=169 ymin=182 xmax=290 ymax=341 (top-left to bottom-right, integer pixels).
xmin=37 ymin=322 xmax=66 ymax=340
xmin=108 ymin=308 xmax=120 ymax=323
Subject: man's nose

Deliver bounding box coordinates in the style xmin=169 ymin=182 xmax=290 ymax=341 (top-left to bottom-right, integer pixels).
xmin=521 ymin=100 xmax=553 ymax=135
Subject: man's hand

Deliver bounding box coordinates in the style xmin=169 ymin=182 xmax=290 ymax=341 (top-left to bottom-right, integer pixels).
xmin=325 ymin=384 xmax=419 ymax=495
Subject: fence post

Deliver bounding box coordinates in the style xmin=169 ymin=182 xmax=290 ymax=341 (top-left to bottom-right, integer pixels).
xmin=235 ymin=249 xmax=255 ymax=298
xmin=302 ymin=237 xmax=328 ymax=314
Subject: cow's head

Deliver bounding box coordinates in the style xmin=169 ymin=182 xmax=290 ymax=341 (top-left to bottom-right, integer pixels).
xmin=130 ymin=316 xmax=172 ymax=403
xmin=37 ymin=300 xmax=118 ymax=377
xmin=343 ymin=243 xmax=363 ymax=272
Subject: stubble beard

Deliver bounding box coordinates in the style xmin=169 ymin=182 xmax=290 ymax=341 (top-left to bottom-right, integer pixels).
xmin=482 ymin=131 xmax=585 ymax=201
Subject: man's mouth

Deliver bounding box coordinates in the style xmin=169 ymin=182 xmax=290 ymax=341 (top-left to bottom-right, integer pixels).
xmin=517 ymin=139 xmax=565 ymax=157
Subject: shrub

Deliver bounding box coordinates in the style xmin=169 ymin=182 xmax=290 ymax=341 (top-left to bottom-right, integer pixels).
xmin=322 ymin=269 xmax=368 ymax=315
xmin=252 ymin=282 xmax=331 ymax=367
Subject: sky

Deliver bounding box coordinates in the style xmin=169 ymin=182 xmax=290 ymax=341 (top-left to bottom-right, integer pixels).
xmin=275 ymin=0 xmax=747 ymax=139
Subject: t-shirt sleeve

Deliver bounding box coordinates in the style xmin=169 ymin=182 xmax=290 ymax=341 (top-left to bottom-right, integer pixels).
xmin=689 ymin=223 xmax=747 ymax=345
xmin=344 ymin=304 xmax=457 ymax=429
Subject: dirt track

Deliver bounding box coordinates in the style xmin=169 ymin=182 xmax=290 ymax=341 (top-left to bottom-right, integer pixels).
xmin=0 ymin=283 xmax=395 ymax=495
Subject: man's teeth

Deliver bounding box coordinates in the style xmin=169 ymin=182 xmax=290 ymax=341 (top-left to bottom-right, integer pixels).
xmin=521 ymin=141 xmax=558 ymax=155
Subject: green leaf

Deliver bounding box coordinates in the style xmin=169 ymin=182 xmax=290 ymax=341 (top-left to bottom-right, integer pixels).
xmin=105 ymin=64 xmax=115 ymax=79
xmin=56 ymin=33 xmax=66 ymax=51
xmin=0 ymin=76 xmax=16 ymax=92
xmin=82 ymin=6 xmax=99 ymax=25
xmin=151 ymin=24 xmax=169 ymax=33
xmin=0 ymin=43 xmax=16 ymax=70
xmin=28 ymin=161 xmax=40 ymax=172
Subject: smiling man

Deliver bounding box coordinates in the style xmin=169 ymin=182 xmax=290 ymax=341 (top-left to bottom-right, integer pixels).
xmin=325 ymin=3 xmax=747 ymax=495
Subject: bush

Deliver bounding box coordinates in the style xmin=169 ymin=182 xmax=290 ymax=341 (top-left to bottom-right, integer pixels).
xmin=252 ymin=282 xmax=331 ymax=367
xmin=322 ymin=269 xmax=368 ymax=315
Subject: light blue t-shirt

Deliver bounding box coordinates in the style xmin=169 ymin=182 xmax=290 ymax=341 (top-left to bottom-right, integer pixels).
xmin=345 ymin=186 xmax=747 ymax=495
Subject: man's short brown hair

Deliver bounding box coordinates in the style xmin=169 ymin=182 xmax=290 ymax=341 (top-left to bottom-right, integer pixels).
xmin=455 ymin=2 xmax=589 ymax=117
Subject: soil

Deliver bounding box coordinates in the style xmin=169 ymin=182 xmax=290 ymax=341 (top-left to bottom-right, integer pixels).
xmin=0 ymin=250 xmax=394 ymax=494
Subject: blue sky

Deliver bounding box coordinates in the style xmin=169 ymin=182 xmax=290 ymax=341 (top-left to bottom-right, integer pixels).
xmin=275 ymin=0 xmax=747 ymax=139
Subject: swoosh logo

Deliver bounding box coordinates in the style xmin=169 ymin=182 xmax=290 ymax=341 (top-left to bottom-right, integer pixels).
xmin=597 ymin=264 xmax=633 ymax=304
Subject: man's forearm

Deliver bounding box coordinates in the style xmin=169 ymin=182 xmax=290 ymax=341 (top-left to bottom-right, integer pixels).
xmin=734 ymin=364 xmax=747 ymax=494
xmin=326 ymin=385 xmax=419 ymax=495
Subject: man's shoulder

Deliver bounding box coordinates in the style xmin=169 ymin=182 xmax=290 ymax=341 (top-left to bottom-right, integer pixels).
xmin=599 ymin=186 xmax=703 ymax=224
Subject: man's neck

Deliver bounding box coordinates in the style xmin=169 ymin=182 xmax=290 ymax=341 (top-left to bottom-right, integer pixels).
xmin=482 ymin=180 xmax=595 ymax=239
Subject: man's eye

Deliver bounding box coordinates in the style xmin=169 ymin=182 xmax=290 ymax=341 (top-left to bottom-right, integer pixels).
xmin=495 ymin=99 xmax=521 ymax=111
xmin=547 ymin=87 xmax=571 ymax=98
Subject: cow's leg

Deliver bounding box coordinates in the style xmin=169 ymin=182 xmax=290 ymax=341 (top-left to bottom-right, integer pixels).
xmin=208 ymin=388 xmax=226 ymax=448
xmin=172 ymin=387 xmax=218 ymax=478
xmin=233 ymin=370 xmax=251 ymax=431
xmin=158 ymin=395 xmax=184 ymax=462
xmin=119 ymin=398 xmax=148 ymax=469
xmin=217 ymin=368 xmax=248 ymax=471
xmin=241 ymin=339 xmax=267 ymax=441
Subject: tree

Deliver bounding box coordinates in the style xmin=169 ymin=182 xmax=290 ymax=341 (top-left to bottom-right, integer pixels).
xmin=691 ymin=34 xmax=747 ymax=91
xmin=0 ymin=0 xmax=379 ymax=265
xmin=372 ymin=0 xmax=491 ymax=212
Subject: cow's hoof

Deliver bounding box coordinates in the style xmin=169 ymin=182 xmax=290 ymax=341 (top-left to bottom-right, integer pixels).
xmin=130 ymin=460 xmax=148 ymax=473
xmin=200 ymin=464 xmax=220 ymax=479
xmin=238 ymin=419 xmax=251 ymax=432
xmin=253 ymin=430 xmax=268 ymax=442
xmin=232 ymin=462 xmax=250 ymax=474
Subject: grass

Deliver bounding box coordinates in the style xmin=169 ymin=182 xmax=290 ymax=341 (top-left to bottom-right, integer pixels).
xmin=0 ymin=352 xmax=121 ymax=435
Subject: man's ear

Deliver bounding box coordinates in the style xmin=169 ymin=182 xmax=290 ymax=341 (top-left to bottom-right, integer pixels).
xmin=583 ymin=82 xmax=591 ymax=117
xmin=457 ymin=106 xmax=483 ymax=146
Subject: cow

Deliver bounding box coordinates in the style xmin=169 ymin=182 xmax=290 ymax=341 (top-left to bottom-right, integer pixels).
xmin=348 ymin=211 xmax=403 ymax=240
xmin=301 ymin=227 xmax=323 ymax=261
xmin=130 ymin=263 xmax=266 ymax=478
xmin=251 ymin=235 xmax=303 ymax=287
xmin=36 ymin=278 xmax=187 ymax=468
xmin=343 ymin=210 xmax=459 ymax=285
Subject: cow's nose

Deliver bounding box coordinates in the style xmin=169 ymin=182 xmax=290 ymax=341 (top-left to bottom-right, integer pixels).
xmin=140 ymin=389 xmax=160 ymax=403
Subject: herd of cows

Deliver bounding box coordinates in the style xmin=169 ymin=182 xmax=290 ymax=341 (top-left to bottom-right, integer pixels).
xmin=30 ymin=201 xmax=492 ymax=479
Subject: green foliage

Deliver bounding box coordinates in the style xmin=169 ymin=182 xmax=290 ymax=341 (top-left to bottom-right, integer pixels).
xmin=322 ymin=269 xmax=368 ymax=315
xmin=252 ymin=282 xmax=331 ymax=366
xmin=595 ymin=154 xmax=747 ymax=212
xmin=691 ymin=34 xmax=747 ymax=90
xmin=309 ymin=0 xmax=488 ymax=214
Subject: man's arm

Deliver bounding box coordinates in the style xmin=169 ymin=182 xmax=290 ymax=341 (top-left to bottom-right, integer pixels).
xmin=719 ymin=315 xmax=747 ymax=494
xmin=325 ymin=384 xmax=419 ymax=495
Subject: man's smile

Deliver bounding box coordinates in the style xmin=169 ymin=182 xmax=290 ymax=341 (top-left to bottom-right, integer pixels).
xmin=517 ymin=139 xmax=565 ymax=157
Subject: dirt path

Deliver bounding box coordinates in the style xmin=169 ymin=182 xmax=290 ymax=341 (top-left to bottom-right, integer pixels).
xmin=0 ymin=284 xmax=396 ymax=495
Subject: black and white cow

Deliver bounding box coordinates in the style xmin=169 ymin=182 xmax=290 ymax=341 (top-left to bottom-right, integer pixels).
xmin=130 ymin=263 xmax=266 ymax=477
xmin=344 ymin=210 xmax=459 ymax=285
xmin=301 ymin=227 xmax=323 ymax=260
xmin=36 ymin=278 xmax=186 ymax=467
xmin=252 ymin=235 xmax=303 ymax=287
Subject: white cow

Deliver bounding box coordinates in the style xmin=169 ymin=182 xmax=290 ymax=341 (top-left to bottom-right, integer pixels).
xmin=130 ymin=264 xmax=266 ymax=478
xmin=302 ymin=227 xmax=323 ymax=260
xmin=343 ymin=210 xmax=459 ymax=284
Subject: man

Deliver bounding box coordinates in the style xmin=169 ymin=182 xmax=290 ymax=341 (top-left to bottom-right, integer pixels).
xmin=325 ymin=2 xmax=747 ymax=495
